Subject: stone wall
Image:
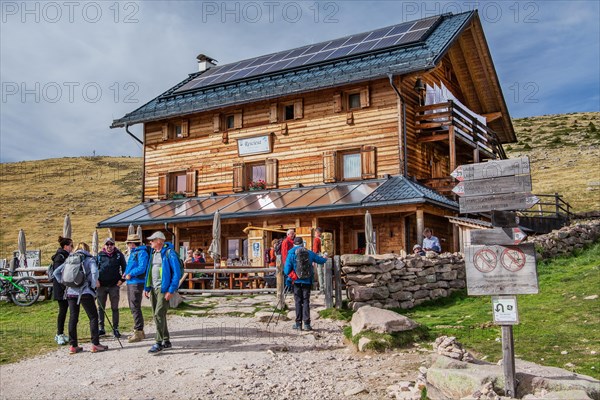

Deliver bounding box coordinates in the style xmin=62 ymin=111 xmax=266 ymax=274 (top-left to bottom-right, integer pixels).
xmin=526 ymin=219 xmax=600 ymax=260
xmin=341 ymin=253 xmax=466 ymax=311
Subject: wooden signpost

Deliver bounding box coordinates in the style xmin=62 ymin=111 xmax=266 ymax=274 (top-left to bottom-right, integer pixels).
xmin=453 ymin=157 xmax=538 ymax=399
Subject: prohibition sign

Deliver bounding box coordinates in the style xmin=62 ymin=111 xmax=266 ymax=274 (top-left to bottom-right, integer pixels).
xmin=473 ymin=248 xmax=497 ymax=273
xmin=500 ymin=247 xmax=526 ymax=272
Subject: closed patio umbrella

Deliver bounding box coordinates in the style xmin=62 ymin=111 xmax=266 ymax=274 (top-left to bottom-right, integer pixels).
xmin=136 ymin=225 xmax=143 ymax=243
xmin=18 ymin=229 xmax=27 ymax=269
xmin=365 ymin=210 xmax=376 ymax=256
xmin=92 ymin=230 xmax=99 ymax=256
xmin=128 ymin=224 xmax=135 ymax=236
xmin=207 ymin=210 xmax=221 ymax=288
xmin=63 ymin=215 xmax=72 ymax=239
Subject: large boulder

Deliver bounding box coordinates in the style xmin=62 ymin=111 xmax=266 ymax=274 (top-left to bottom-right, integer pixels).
xmin=341 ymin=254 xmax=376 ymax=266
xmin=350 ymin=305 xmax=418 ymax=336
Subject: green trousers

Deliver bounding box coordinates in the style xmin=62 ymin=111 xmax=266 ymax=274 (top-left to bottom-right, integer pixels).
xmin=150 ymin=288 xmax=170 ymax=343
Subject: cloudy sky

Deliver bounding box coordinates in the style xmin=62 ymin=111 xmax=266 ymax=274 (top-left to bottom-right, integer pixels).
xmin=1 ymin=0 xmax=598 ymax=162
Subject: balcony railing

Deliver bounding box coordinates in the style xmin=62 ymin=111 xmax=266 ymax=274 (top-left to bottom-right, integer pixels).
xmin=415 ymin=100 xmax=507 ymax=160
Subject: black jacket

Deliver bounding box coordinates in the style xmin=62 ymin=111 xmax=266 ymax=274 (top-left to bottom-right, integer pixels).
xmin=51 ymin=248 xmax=70 ymax=301
xmin=97 ymin=250 xmax=127 ymax=287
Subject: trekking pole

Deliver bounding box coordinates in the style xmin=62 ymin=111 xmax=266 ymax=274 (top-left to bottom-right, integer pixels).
xmin=274 ymin=285 xmax=290 ymax=326
xmin=96 ymin=300 xmax=124 ymax=348
xmin=266 ymin=284 xmax=288 ymax=328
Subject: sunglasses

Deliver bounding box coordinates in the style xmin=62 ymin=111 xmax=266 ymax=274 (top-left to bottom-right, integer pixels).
xmin=106 ymin=243 xmax=115 ymax=246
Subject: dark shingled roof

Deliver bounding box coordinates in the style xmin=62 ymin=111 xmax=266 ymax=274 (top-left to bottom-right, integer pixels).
xmin=362 ymin=176 xmax=458 ymax=210
xmin=111 ymin=11 xmax=474 ymax=128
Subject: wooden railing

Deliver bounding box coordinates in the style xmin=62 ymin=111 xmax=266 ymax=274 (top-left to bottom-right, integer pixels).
xmin=520 ymin=193 xmax=574 ymax=221
xmin=416 ymin=101 xmax=507 ymax=160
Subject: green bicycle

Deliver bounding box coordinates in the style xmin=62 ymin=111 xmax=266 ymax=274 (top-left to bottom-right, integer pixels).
xmin=0 ymin=268 xmax=40 ymax=306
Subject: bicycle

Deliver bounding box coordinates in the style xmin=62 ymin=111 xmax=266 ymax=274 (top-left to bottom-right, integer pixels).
xmin=0 ymin=268 xmax=41 ymax=306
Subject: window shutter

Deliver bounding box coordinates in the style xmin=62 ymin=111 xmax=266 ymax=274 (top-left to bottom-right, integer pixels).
xmin=269 ymin=103 xmax=278 ymax=123
xmin=181 ymin=120 xmax=189 ymax=137
xmin=360 ymin=87 xmax=370 ymax=108
xmin=185 ymin=170 xmax=197 ymax=197
xmin=234 ymin=110 xmax=243 ymax=129
xmin=333 ymin=94 xmax=342 ymax=113
xmin=294 ymin=99 xmax=303 ymax=119
xmin=158 ymin=173 xmax=168 ymax=199
xmin=161 ymin=123 xmax=169 ymax=141
xmin=323 ymin=151 xmax=338 ymax=183
xmin=232 ymin=162 xmax=246 ymax=192
xmin=213 ymin=114 xmax=221 ymax=133
xmin=361 ymin=145 xmax=377 ymax=179
xmin=265 ymin=158 xmax=278 ymax=189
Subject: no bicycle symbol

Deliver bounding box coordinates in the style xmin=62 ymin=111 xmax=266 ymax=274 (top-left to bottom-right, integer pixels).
xmin=473 ymin=246 xmax=526 ymax=273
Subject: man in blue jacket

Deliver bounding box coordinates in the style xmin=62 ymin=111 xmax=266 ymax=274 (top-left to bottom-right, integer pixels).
xmin=123 ymin=233 xmax=149 ymax=343
xmin=284 ymin=236 xmax=327 ymax=331
xmin=144 ymin=231 xmax=182 ymax=353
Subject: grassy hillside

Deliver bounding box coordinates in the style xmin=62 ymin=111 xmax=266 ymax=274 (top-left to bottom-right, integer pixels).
xmin=509 ymin=112 xmax=600 ymax=212
xmin=0 ymin=157 xmax=142 ymax=263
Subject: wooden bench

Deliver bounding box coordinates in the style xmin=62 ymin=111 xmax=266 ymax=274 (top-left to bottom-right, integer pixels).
xmin=184 ymin=262 xmax=212 ymax=289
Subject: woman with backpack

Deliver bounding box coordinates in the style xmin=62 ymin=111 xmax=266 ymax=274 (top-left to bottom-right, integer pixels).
xmin=53 ymin=242 xmax=108 ymax=354
xmin=50 ymin=236 xmax=73 ymax=345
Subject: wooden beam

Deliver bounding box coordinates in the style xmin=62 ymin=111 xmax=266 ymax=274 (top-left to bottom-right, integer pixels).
xmin=482 ymin=112 xmax=502 ymax=123
xmin=449 ymin=125 xmax=457 ymax=173
xmin=417 ymin=133 xmax=449 ymax=143
xmin=457 ymin=34 xmax=486 ymax=112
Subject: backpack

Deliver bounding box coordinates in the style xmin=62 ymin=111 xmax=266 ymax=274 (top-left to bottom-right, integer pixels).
xmin=295 ymin=247 xmax=313 ymax=280
xmin=62 ymin=253 xmax=88 ymax=288
xmin=274 ymin=239 xmax=283 ymax=256
xmin=48 ymin=252 xmax=67 ymax=283
xmin=166 ymin=249 xmax=184 ymax=281
xmin=264 ymin=248 xmax=276 ymax=265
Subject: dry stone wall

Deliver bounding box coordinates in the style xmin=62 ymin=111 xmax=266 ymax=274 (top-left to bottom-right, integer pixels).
xmin=341 ymin=252 xmax=465 ymax=311
xmin=526 ymin=219 xmax=600 ymax=260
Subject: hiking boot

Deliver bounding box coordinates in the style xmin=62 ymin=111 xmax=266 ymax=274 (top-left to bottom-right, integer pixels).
xmin=292 ymin=322 xmax=302 ymax=330
xmin=69 ymin=346 xmax=83 ymax=354
xmin=148 ymin=343 xmax=164 ymax=354
xmin=55 ymin=334 xmax=67 ymax=345
xmin=113 ymin=328 xmax=121 ymax=338
xmin=128 ymin=330 xmax=145 ymax=343
xmin=162 ymin=340 xmax=172 ymax=349
xmin=61 ymin=334 xmax=69 ymax=344
xmin=303 ymin=324 xmax=313 ymax=331
xmin=91 ymin=344 xmax=108 ymax=353
xmin=98 ymin=328 xmax=106 ymax=336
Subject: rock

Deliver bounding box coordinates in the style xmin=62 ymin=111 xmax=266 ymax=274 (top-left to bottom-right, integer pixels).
xmin=358 ymin=337 xmax=372 ymax=352
xmin=360 ymin=262 xmax=395 ymax=274
xmin=372 ymin=286 xmax=390 ymax=300
xmin=341 ymin=254 xmax=376 ymax=266
xmin=349 ymin=286 xmax=374 ymax=302
xmin=350 ymin=274 xmax=375 ymax=284
xmin=350 ymin=305 xmax=418 ymax=336
xmin=583 ymin=295 xmax=598 ymax=300
xmin=344 ymin=384 xmax=367 ymax=396
xmin=388 ymin=281 xmax=405 ymax=293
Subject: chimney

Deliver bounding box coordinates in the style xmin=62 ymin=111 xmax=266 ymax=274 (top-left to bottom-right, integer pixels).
xmin=197 ymin=54 xmax=217 ymax=72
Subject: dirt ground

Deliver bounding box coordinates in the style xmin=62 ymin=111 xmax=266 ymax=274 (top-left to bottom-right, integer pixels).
xmin=0 ymin=293 xmax=430 ymax=400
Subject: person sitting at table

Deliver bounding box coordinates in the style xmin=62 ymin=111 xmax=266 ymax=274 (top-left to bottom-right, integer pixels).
xmin=422 ymin=228 xmax=441 ymax=253
xmin=412 ymin=244 xmax=425 ymax=256
xmin=184 ymin=249 xmax=194 ymax=264
xmin=192 ymin=249 xmax=205 ymax=263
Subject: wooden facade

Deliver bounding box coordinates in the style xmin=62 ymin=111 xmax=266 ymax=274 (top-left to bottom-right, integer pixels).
xmin=105 ymin=12 xmax=515 ymax=263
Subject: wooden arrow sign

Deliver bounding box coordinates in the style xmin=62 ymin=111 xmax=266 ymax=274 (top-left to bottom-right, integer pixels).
xmin=459 ymin=192 xmax=540 ymax=213
xmin=452 ymin=175 xmax=532 ymax=197
xmin=471 ymin=227 xmax=527 ymax=246
xmin=451 ymin=157 xmax=530 ymax=182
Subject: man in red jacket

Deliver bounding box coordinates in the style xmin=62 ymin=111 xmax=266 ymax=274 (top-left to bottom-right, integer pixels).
xmin=281 ymin=229 xmax=296 ymax=267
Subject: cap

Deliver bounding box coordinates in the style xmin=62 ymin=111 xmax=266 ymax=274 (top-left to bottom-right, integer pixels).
xmin=293 ymin=236 xmax=304 ymax=245
xmin=105 ymin=237 xmax=115 ymax=245
xmin=147 ymin=231 xmax=166 ymax=241
xmin=126 ymin=234 xmax=142 ymax=243
xmin=413 ymin=244 xmax=422 ymax=250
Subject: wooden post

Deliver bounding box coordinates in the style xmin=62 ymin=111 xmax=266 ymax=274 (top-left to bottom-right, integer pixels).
xmin=276 ymin=255 xmax=285 ymax=309
xmin=416 ymin=209 xmax=425 ymax=244
xmin=324 ymin=258 xmax=333 ymax=308
xmin=473 ymin=144 xmax=480 ymax=163
xmin=449 ymin=125 xmax=456 ymax=173
xmin=333 ymin=256 xmax=342 ymax=309
xmin=554 ymin=192 xmax=560 ymax=218
xmin=173 ymin=226 xmax=180 ymax=254
xmin=502 ymin=325 xmax=517 ymax=398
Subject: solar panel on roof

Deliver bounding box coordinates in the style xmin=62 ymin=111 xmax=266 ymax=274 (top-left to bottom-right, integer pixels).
xmin=171 ymin=15 xmax=441 ymax=95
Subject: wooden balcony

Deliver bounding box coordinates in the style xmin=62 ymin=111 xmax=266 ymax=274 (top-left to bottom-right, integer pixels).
xmin=415 ymin=101 xmax=507 ymax=162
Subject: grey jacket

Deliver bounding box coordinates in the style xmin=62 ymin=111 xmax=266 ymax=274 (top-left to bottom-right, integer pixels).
xmin=53 ymin=249 xmax=99 ymax=300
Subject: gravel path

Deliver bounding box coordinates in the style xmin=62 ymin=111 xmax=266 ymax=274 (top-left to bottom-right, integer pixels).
xmin=0 ymin=293 xmax=430 ymax=400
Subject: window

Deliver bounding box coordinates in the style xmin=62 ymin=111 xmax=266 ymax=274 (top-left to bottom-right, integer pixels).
xmin=233 ymin=158 xmax=278 ymax=192
xmin=354 ymin=230 xmax=376 ymax=254
xmin=284 ymin=104 xmax=295 ymax=121
xmin=227 ymin=239 xmax=241 ymax=260
xmin=323 ymin=146 xmax=377 ymax=183
xmin=161 ymin=120 xmax=189 ymax=141
xmin=342 ymin=152 xmax=361 ymax=179
xmin=157 ymin=170 xmax=197 ymax=199
xmin=225 ymin=115 xmax=235 ymax=130
xmin=348 ymin=93 xmax=361 ymax=110
xmin=214 ymin=110 xmax=242 ymax=132
xmin=248 ymin=163 xmax=266 ymax=182
xmin=270 ymin=99 xmax=303 ymax=123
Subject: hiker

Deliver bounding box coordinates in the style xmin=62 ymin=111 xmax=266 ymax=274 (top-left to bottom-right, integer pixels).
xmin=51 ymin=236 xmax=73 ymax=345
xmin=123 ymin=233 xmax=149 ymax=343
xmin=96 ymin=237 xmax=127 ymax=338
xmin=144 ymin=231 xmax=182 ymax=353
xmin=413 ymin=244 xmax=425 ymax=256
xmin=284 ymin=236 xmax=327 ymax=331
xmin=280 ymin=228 xmax=296 ymax=266
xmin=53 ymin=242 xmax=108 ymax=354
xmin=312 ymin=227 xmax=325 ymax=293
xmin=265 ymin=239 xmax=277 ymax=267
xmin=422 ymin=228 xmax=441 ymax=253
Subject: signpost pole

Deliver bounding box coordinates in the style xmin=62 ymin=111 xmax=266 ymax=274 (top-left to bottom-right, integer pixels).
xmin=501 ymin=325 xmax=517 ymax=398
